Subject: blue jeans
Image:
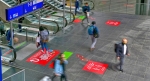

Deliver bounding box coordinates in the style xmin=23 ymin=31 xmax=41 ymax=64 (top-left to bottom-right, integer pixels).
xmin=40 ymin=41 xmax=48 ymax=51
xmin=8 ymin=38 xmax=12 ymax=46
xmin=75 ymin=7 xmax=79 ymax=15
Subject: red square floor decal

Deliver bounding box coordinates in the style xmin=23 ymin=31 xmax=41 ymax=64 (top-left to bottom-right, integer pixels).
xmin=106 ymin=20 xmax=121 ymax=26
xmin=73 ymin=18 xmax=81 ymax=23
xmin=26 ymin=49 xmax=60 ymax=66
xmin=82 ymin=60 xmax=108 ymax=75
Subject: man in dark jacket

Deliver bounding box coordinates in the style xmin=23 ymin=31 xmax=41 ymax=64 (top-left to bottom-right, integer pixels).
xmin=116 ymin=38 xmax=130 ymax=72
xmin=82 ymin=2 xmax=90 ymax=23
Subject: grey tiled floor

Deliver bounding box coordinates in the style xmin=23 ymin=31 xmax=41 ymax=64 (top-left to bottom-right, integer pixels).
xmin=11 ymin=12 xmax=150 ymax=81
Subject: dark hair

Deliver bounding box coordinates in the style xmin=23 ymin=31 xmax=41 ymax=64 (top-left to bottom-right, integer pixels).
xmin=58 ymin=53 xmax=64 ymax=65
xmin=91 ymin=21 xmax=96 ymax=25
xmin=39 ymin=26 xmax=44 ymax=31
xmin=85 ymin=2 xmax=88 ymax=5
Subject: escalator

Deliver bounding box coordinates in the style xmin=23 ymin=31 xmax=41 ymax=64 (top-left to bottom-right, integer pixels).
xmin=21 ymin=0 xmax=74 ymax=25
xmin=1 ymin=0 xmax=64 ymax=33
xmin=0 ymin=44 xmax=16 ymax=63
xmin=38 ymin=2 xmax=75 ymax=24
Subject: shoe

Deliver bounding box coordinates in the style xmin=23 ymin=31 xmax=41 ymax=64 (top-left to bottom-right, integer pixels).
xmin=90 ymin=48 xmax=94 ymax=51
xmin=41 ymin=50 xmax=44 ymax=53
xmin=46 ymin=51 xmax=49 ymax=54
xmin=119 ymin=69 xmax=123 ymax=72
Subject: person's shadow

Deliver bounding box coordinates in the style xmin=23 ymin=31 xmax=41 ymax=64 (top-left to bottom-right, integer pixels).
xmin=101 ymin=61 xmax=120 ymax=72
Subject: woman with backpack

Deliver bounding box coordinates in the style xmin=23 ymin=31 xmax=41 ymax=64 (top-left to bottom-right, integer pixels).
xmin=52 ymin=53 xmax=68 ymax=81
xmin=39 ymin=26 xmax=49 ymax=54
xmin=88 ymin=21 xmax=99 ymax=51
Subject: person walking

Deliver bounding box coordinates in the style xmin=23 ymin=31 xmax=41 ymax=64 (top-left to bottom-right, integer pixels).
xmin=52 ymin=53 xmax=68 ymax=81
xmin=18 ymin=17 xmax=24 ymax=32
xmin=39 ymin=26 xmax=49 ymax=54
xmin=116 ymin=38 xmax=130 ymax=72
xmin=6 ymin=29 xmax=14 ymax=46
xmin=82 ymin=2 xmax=90 ymax=24
xmin=75 ymin=0 xmax=79 ymax=15
xmin=88 ymin=21 xmax=99 ymax=51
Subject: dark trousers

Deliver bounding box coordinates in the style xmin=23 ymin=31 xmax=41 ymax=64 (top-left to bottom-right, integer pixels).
xmin=60 ymin=73 xmax=67 ymax=81
xmin=18 ymin=24 xmax=22 ymax=32
xmin=52 ymin=73 xmax=67 ymax=81
xmin=75 ymin=7 xmax=78 ymax=15
xmin=0 ymin=29 xmax=5 ymax=35
xmin=83 ymin=12 xmax=89 ymax=23
xmin=119 ymin=57 xmax=124 ymax=70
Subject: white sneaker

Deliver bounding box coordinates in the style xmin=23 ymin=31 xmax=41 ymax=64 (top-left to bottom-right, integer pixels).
xmin=41 ymin=50 xmax=44 ymax=53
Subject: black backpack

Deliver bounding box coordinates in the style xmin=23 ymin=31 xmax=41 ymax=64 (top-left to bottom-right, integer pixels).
xmin=114 ymin=43 xmax=120 ymax=53
xmin=93 ymin=27 xmax=99 ymax=38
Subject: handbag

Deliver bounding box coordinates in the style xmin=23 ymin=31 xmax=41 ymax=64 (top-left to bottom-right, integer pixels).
xmin=36 ymin=36 xmax=40 ymax=48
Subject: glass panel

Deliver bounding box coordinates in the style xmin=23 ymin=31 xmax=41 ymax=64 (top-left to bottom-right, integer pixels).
xmin=2 ymin=65 xmax=22 ymax=79
xmin=11 ymin=70 xmax=25 ymax=81
xmin=3 ymin=68 xmax=25 ymax=81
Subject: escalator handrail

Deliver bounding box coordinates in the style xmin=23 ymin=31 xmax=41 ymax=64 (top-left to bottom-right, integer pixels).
xmin=39 ymin=19 xmax=60 ymax=34
xmin=58 ymin=10 xmax=75 ymax=23
xmin=0 ymin=44 xmax=16 ymax=63
xmin=25 ymin=14 xmax=60 ymax=34
xmin=51 ymin=15 xmax=68 ymax=27
xmin=33 ymin=10 xmax=68 ymax=27
xmin=44 ymin=1 xmax=75 ymax=23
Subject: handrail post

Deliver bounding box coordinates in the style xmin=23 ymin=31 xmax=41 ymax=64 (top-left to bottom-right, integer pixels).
xmin=26 ymin=28 xmax=28 ymax=42
xmin=63 ymin=0 xmax=66 ymax=34
xmin=0 ymin=47 xmax=2 ymax=81
xmin=70 ymin=0 xmax=72 ymax=23
xmin=10 ymin=21 xmax=14 ymax=46
xmin=38 ymin=9 xmax=41 ymax=26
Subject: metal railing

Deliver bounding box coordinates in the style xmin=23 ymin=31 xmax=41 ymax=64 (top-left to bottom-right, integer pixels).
xmin=0 ymin=44 xmax=16 ymax=63
xmin=2 ymin=64 xmax=25 ymax=81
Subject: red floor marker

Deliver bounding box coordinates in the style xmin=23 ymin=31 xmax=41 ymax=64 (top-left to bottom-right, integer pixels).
xmin=49 ymin=61 xmax=55 ymax=68
xmin=26 ymin=49 xmax=60 ymax=66
xmin=106 ymin=20 xmax=121 ymax=26
xmin=76 ymin=54 xmax=89 ymax=62
xmin=73 ymin=18 xmax=82 ymax=23
xmin=89 ymin=16 xmax=95 ymax=20
xmin=83 ymin=60 xmax=108 ymax=75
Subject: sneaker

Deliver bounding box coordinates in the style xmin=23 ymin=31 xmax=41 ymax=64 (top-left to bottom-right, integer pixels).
xmin=41 ymin=50 xmax=44 ymax=53
xmin=46 ymin=51 xmax=49 ymax=54
xmin=119 ymin=69 xmax=123 ymax=72
xmin=90 ymin=48 xmax=94 ymax=51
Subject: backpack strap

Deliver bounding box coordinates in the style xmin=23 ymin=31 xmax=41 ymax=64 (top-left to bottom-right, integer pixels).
xmin=43 ymin=27 xmax=49 ymax=35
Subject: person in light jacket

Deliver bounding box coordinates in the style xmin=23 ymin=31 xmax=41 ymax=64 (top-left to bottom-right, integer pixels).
xmin=52 ymin=53 xmax=68 ymax=81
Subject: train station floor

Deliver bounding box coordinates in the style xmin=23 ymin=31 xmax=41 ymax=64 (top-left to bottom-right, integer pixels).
xmin=4 ymin=11 xmax=150 ymax=81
